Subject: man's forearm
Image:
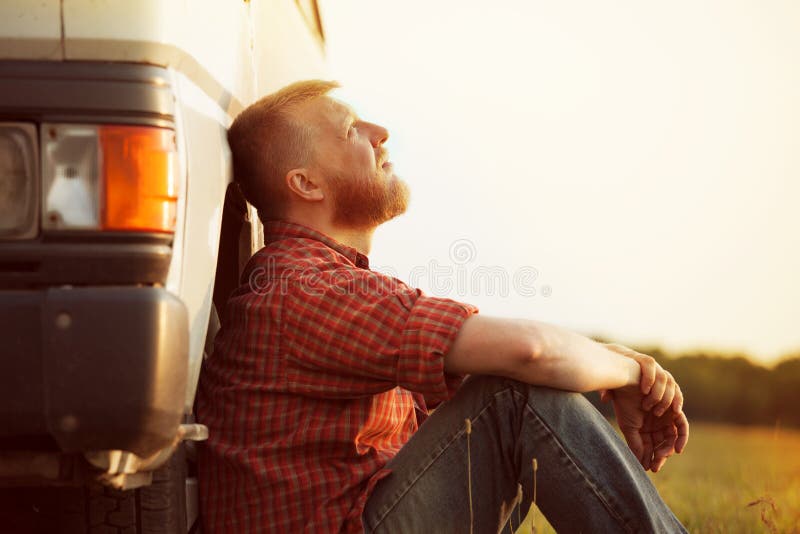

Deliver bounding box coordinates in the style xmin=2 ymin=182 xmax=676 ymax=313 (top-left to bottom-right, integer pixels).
xmin=517 ymin=320 xmax=641 ymax=392
xmin=445 ymin=315 xmax=641 ymax=392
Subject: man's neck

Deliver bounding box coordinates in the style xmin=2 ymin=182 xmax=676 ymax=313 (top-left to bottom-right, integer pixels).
xmin=325 ymin=227 xmax=375 ymax=256
xmin=282 ymin=213 xmax=375 ymax=256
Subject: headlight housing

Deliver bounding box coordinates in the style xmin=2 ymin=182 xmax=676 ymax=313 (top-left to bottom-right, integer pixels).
xmin=0 ymin=123 xmax=38 ymax=239
xmin=42 ymin=124 xmax=178 ymax=233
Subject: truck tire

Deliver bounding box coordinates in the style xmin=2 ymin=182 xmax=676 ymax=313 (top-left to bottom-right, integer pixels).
xmin=0 ymin=446 xmax=187 ymax=534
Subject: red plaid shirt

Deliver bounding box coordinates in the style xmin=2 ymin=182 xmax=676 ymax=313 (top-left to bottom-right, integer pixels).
xmin=196 ymin=220 xmax=478 ymax=533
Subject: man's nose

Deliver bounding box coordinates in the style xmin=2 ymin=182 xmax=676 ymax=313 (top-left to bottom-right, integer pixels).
xmin=366 ymin=122 xmax=389 ymax=147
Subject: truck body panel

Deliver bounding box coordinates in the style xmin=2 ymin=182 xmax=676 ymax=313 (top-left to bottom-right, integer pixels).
xmin=0 ymin=3 xmax=329 ymax=512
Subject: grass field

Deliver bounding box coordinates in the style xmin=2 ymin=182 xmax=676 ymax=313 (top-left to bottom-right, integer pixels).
xmin=511 ymin=422 xmax=800 ymax=533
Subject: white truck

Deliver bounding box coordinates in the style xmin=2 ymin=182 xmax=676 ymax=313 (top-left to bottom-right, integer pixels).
xmin=0 ymin=1 xmax=328 ymax=531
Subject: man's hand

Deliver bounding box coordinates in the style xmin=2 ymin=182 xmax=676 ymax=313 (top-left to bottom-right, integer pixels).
xmin=600 ymin=343 xmax=690 ymax=472
xmin=603 ymin=385 xmax=689 ymax=472
xmin=601 ymin=343 xmax=683 ymax=415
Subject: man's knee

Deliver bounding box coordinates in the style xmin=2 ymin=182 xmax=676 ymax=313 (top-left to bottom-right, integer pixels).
xmin=460 ymin=375 xmax=591 ymax=414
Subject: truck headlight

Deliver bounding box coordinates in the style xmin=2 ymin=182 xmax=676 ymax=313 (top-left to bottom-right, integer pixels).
xmin=0 ymin=123 xmax=38 ymax=239
xmin=42 ymin=124 xmax=179 ymax=233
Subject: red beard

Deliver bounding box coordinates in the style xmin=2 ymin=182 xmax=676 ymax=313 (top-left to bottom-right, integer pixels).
xmin=328 ymin=170 xmax=410 ymax=229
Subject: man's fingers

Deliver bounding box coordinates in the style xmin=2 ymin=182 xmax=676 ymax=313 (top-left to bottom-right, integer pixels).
xmin=653 ymin=374 xmax=676 ymax=416
xmin=650 ymin=425 xmax=678 ymax=472
xmin=623 ymin=430 xmax=645 ymax=468
xmin=643 ymin=371 xmax=667 ymax=410
xmin=653 ymin=433 xmax=676 ymax=461
xmin=674 ymin=411 xmax=690 ymax=453
xmin=651 ymin=456 xmax=668 ymax=473
xmin=637 ymin=355 xmax=657 ymax=395
xmin=672 ymin=385 xmax=684 ymax=414
xmin=641 ymin=433 xmax=653 ymax=471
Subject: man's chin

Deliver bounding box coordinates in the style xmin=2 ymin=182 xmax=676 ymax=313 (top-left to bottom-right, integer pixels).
xmin=385 ymin=204 xmax=409 ymax=222
xmin=389 ymin=180 xmax=411 ymax=217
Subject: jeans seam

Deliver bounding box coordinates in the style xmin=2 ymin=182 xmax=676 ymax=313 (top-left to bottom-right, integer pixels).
xmin=514 ymin=389 xmax=634 ymax=534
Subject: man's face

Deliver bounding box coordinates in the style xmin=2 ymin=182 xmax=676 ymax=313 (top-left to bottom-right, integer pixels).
xmin=297 ymin=96 xmax=410 ymax=229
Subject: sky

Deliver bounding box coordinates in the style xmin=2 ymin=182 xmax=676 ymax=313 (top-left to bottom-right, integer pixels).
xmin=319 ymin=1 xmax=800 ymax=365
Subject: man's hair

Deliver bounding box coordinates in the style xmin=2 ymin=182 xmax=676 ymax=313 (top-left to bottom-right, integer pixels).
xmin=227 ymin=79 xmax=340 ymax=220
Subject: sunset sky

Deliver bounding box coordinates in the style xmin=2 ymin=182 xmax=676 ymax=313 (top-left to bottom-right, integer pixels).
xmin=319 ymin=1 xmax=800 ymax=364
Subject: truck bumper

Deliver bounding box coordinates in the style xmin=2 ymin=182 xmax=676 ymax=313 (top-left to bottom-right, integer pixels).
xmin=0 ymin=287 xmax=188 ymax=459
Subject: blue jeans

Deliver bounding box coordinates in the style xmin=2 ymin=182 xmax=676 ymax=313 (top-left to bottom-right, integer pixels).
xmin=363 ymin=376 xmax=687 ymax=533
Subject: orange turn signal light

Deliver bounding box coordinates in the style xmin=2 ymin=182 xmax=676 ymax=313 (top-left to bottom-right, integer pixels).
xmin=99 ymin=125 xmax=178 ymax=233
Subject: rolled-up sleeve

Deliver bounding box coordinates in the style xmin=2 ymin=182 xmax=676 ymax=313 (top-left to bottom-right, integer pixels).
xmin=282 ymin=266 xmax=478 ymax=401
xmin=396 ymin=294 xmax=477 ymax=403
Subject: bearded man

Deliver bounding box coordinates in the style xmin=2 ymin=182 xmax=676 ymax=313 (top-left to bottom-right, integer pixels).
xmin=196 ymin=80 xmax=689 ymax=533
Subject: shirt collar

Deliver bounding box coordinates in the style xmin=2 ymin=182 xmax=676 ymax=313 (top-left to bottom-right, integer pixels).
xmin=263 ymin=220 xmax=371 ymax=269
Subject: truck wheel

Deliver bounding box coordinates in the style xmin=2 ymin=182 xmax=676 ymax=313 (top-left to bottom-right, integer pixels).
xmin=0 ymin=446 xmax=187 ymax=534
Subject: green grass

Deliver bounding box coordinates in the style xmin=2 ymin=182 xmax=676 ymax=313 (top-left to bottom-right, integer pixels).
xmin=512 ymin=422 xmax=800 ymax=533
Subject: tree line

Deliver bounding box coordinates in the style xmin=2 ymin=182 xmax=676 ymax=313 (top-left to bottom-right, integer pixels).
xmin=585 ymin=341 xmax=800 ymax=428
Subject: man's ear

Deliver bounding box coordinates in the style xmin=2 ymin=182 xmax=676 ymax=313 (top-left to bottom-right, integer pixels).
xmin=285 ymin=169 xmax=324 ymax=202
